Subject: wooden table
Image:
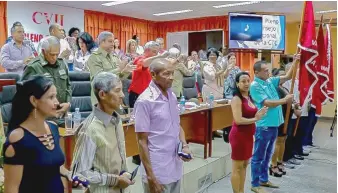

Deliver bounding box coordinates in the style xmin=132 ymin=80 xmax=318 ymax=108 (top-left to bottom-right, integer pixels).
xmin=59 ymin=103 xmax=233 ymax=166
xmin=208 ymin=104 xmax=233 ymax=157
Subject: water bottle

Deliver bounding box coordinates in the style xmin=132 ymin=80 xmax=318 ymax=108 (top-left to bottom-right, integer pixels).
xmin=208 ymin=92 xmax=215 ymax=108
xmin=73 ymin=108 xmax=82 ymax=130
xmin=179 ymin=96 xmax=186 ymax=114
xmin=65 ymin=112 xmax=73 ymax=134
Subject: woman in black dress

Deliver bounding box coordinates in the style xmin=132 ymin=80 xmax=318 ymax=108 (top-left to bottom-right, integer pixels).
xmin=3 ymin=76 xmax=75 ymax=193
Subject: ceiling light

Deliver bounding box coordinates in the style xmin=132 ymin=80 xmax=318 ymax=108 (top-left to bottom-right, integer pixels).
xmin=102 ymin=1 xmax=134 ymax=6
xmin=213 ymin=1 xmax=261 ymax=9
xmin=153 ymin=9 xmax=193 ymax=16
xmin=316 ymin=10 xmax=337 ymax=14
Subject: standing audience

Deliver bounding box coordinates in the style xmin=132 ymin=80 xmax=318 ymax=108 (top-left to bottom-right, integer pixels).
xmin=249 ymin=59 xmax=296 ymax=193
xmin=113 ymin=38 xmax=125 ymax=60
xmin=125 ymin=39 xmax=139 ymax=62
xmin=223 ymin=53 xmax=242 ymax=99
xmin=73 ymin=32 xmax=96 ymax=71
xmin=132 ymin=35 xmax=144 ymax=55
xmin=0 ymin=24 xmax=34 ymax=73
xmin=172 ymin=54 xmax=194 ymax=98
xmin=87 ymin=31 xmax=135 ymax=105
xmin=22 ymin=36 xmax=71 ymax=125
xmin=202 ymin=48 xmax=226 ymax=100
xmin=155 ymin=38 xmax=165 ymax=54
xmin=71 ymin=72 xmax=133 ymax=193
xmin=134 ymin=58 xmax=192 ymax=193
xmin=230 ymin=72 xmax=268 ymax=193
xmin=3 ymin=76 xmax=73 ymax=193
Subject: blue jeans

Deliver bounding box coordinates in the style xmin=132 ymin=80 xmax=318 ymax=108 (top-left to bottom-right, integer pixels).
xmin=251 ymin=127 xmax=278 ymax=187
xmin=303 ymin=107 xmax=317 ymax=146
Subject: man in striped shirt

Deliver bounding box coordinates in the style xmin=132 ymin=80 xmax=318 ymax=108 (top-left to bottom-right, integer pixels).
xmin=71 ymin=72 xmax=133 ymax=193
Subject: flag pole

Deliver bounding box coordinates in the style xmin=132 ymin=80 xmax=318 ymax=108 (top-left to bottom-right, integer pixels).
xmin=283 ymin=1 xmax=306 ymax=135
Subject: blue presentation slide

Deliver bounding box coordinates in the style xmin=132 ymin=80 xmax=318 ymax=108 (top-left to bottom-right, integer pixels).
xmin=230 ymin=15 xmax=263 ymax=41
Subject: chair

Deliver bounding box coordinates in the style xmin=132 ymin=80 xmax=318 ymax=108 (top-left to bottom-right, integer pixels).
xmin=68 ymin=71 xmax=90 ymax=82
xmin=0 ymin=73 xmax=21 ymax=82
xmin=182 ymin=76 xmax=198 ymax=100
xmin=69 ymin=72 xmax=92 ymax=119
xmin=0 ymin=85 xmax=17 ymax=133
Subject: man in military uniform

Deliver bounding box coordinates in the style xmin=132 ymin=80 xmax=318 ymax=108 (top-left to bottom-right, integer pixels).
xmin=87 ymin=31 xmax=135 ymax=105
xmin=22 ymin=36 xmax=71 ymax=123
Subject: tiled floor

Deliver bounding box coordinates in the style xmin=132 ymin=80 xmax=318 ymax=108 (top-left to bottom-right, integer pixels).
xmin=73 ymin=119 xmax=337 ymax=193
xmin=206 ymin=119 xmax=337 ymax=193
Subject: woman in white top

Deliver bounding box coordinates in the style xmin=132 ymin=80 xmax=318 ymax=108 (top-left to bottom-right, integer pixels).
xmin=202 ymin=48 xmax=229 ymax=100
xmin=113 ymin=38 xmax=125 ymax=60
xmin=74 ymin=32 xmax=97 ymax=72
xmin=125 ymin=39 xmax=139 ymax=63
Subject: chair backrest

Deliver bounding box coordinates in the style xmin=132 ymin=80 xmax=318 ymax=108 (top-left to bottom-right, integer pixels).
xmin=69 ymin=72 xmax=92 ymax=119
xmin=0 ymin=79 xmax=16 ymax=92
xmin=69 ymin=71 xmax=90 ymax=82
xmin=0 ymin=73 xmax=21 ymax=82
xmin=0 ymin=85 xmax=16 ymax=124
xmin=182 ymin=76 xmax=198 ymax=100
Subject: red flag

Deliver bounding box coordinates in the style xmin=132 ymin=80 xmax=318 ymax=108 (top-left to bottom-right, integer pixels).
xmin=324 ymin=23 xmax=335 ymax=103
xmin=311 ymin=17 xmax=325 ymax=116
xmin=298 ymin=1 xmax=319 ymax=108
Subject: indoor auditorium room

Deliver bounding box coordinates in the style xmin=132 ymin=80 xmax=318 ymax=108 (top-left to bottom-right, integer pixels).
xmin=0 ymin=1 xmax=336 ymax=193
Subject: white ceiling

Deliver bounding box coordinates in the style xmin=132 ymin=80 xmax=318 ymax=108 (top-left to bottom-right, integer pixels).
xmin=42 ymin=1 xmax=337 ymax=22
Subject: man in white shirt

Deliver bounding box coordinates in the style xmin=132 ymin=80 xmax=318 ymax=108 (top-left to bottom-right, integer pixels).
xmin=38 ymin=24 xmax=73 ymax=64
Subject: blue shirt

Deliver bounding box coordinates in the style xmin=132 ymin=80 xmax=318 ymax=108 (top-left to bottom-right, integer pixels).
xmin=250 ymin=76 xmax=284 ymax=127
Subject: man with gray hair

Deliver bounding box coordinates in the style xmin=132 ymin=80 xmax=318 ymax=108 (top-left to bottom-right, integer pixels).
xmin=22 ymin=36 xmax=72 ymax=120
xmin=134 ymin=58 xmax=192 ymax=193
xmin=87 ymin=31 xmax=135 ymax=105
xmin=155 ymin=37 xmax=165 ymax=54
xmin=71 ymin=72 xmax=134 ymax=193
xmin=128 ymin=41 xmax=169 ymax=165
xmin=0 ymin=24 xmax=34 ymax=73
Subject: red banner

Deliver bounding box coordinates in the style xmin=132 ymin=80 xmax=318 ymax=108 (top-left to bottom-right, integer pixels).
xmin=297 ymin=1 xmax=318 ymax=108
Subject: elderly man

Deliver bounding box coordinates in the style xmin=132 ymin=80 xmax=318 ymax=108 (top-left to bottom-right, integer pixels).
xmin=134 ymin=58 xmax=192 ymax=193
xmin=0 ymin=24 xmax=34 ymax=73
xmin=155 ymin=38 xmax=165 ymax=54
xmin=71 ymin=72 xmax=133 ymax=193
xmin=129 ymin=41 xmax=169 ymax=165
xmin=87 ymin=31 xmax=135 ymax=105
xmin=38 ymin=24 xmax=73 ymax=64
xmin=249 ymin=59 xmax=297 ymax=193
xmin=22 ymin=36 xmax=71 ymax=121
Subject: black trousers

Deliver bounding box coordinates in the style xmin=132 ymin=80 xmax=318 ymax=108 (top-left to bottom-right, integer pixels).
xmin=129 ymin=91 xmax=139 ymax=108
xmin=283 ymin=119 xmax=296 ymax=161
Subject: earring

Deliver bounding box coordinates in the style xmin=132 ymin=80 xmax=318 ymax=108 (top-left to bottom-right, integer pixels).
xmin=34 ymin=108 xmax=37 ymax=119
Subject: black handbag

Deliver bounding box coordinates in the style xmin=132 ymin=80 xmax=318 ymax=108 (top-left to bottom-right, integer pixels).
xmin=223 ymin=126 xmax=232 ymax=143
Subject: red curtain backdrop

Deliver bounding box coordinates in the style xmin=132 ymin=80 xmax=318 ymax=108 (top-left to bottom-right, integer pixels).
xmin=84 ymin=10 xmax=157 ymax=51
xmin=0 ymin=1 xmax=7 ymax=72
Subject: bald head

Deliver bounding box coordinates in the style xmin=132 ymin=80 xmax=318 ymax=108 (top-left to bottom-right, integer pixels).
xmin=49 ymin=23 xmax=63 ymax=39
xmin=150 ymin=58 xmax=171 ymax=74
xmin=150 ymin=58 xmax=175 ymax=91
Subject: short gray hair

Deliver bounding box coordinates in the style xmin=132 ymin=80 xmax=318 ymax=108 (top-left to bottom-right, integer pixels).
xmin=155 ymin=38 xmax=164 ymax=42
xmin=98 ymin=31 xmax=114 ymax=44
xmin=41 ymin=36 xmax=60 ymax=51
xmin=92 ymin=72 xmax=120 ymax=101
xmin=149 ymin=58 xmax=170 ymax=74
xmin=11 ymin=25 xmax=23 ymax=34
xmin=144 ymin=41 xmax=160 ymax=50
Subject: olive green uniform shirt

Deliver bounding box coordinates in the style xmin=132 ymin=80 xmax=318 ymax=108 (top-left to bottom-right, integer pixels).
xmin=87 ymin=48 xmax=129 ymax=105
xmin=21 ymin=54 xmax=72 ymax=104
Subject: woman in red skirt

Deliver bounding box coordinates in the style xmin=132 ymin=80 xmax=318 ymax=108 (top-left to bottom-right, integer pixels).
xmin=229 ymin=72 xmax=268 ymax=193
